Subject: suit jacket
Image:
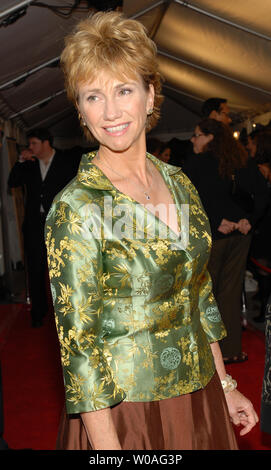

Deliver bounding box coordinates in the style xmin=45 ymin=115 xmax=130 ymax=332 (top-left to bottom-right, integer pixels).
xmin=182 ymin=152 xmax=268 ymax=240
xmin=8 ymin=150 xmax=81 ymax=235
xmin=45 ymin=151 xmax=226 ymax=414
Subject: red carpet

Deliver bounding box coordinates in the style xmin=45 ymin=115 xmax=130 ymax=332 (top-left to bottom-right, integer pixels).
xmin=1 ymin=305 xmax=64 ymax=450
xmin=227 ymin=324 xmax=271 ymax=450
xmin=1 ymin=303 xmax=271 ymax=450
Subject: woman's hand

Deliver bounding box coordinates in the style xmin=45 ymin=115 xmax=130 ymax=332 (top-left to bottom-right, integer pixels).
xmin=224 ymin=389 xmax=259 ymax=436
xmin=218 ymin=218 xmax=237 ymax=234
xmin=210 ymin=342 xmax=258 ymax=437
xmin=236 ymin=219 xmax=251 ymax=235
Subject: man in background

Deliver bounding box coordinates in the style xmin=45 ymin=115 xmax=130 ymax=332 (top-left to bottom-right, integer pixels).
xmin=201 ymin=97 xmax=232 ymax=126
xmin=8 ymin=129 xmax=81 ymax=327
xmin=193 ymin=97 xmax=267 ymax=362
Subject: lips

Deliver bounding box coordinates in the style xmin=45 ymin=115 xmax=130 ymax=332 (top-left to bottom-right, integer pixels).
xmin=103 ymin=123 xmax=129 ymax=134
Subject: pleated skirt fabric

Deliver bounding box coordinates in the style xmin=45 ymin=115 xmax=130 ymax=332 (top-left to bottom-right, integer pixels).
xmin=56 ymin=372 xmax=238 ymax=450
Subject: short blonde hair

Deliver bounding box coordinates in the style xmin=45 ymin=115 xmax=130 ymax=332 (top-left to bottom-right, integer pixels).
xmin=61 ymin=11 xmax=163 ymax=141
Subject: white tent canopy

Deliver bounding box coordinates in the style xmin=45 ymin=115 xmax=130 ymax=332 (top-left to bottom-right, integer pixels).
xmin=1 ymin=0 xmax=271 ymax=146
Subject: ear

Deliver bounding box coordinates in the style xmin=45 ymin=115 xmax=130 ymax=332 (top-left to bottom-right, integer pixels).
xmin=146 ymin=84 xmax=155 ymax=112
xmin=206 ymin=134 xmax=214 ymax=144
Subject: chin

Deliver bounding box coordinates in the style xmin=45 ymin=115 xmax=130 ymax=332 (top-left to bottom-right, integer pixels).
xmin=101 ymin=142 xmax=130 ymax=154
xmin=103 ymin=137 xmax=141 ymax=154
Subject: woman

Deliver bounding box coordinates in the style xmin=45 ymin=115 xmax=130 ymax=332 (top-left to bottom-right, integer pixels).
xmin=246 ymin=128 xmax=271 ymax=160
xmin=158 ymin=142 xmax=171 ymax=163
xmin=184 ymin=119 xmax=268 ymax=364
xmin=246 ymin=131 xmax=258 ymax=158
xmin=45 ymin=12 xmax=258 ymax=450
xmin=146 ymin=136 xmax=162 ymax=157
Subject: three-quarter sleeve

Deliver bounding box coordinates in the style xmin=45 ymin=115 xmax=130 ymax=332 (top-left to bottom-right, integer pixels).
xmin=45 ymin=200 xmax=126 ymax=414
xmin=198 ymin=268 xmax=227 ymax=344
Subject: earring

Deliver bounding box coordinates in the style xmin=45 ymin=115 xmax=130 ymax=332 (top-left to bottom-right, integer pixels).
xmin=147 ymin=108 xmax=153 ymax=116
xmin=78 ymin=113 xmax=87 ymax=126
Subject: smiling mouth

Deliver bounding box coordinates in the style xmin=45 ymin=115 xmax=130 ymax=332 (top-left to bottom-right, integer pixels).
xmin=104 ymin=123 xmax=129 ymax=133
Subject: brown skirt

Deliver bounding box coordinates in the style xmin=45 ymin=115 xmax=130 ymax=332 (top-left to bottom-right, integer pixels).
xmin=56 ymin=372 xmax=238 ymax=450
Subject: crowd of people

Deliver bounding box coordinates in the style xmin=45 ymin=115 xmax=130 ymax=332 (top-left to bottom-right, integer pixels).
xmin=2 ymin=10 xmax=271 ymax=450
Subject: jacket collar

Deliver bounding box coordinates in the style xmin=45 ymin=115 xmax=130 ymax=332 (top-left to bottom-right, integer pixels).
xmin=77 ymin=151 xmax=181 ymax=190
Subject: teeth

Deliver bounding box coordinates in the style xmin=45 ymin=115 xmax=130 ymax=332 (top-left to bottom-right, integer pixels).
xmin=105 ymin=123 xmax=128 ymax=133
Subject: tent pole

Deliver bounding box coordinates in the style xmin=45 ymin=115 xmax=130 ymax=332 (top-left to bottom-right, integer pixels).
xmin=130 ymin=0 xmax=166 ymax=19
xmin=158 ymin=50 xmax=271 ymax=97
xmin=0 ymin=0 xmax=34 ymax=20
xmin=25 ymin=106 xmax=73 ymax=131
xmin=163 ymin=83 xmax=204 ymax=104
xmin=0 ymin=57 xmax=60 ymax=91
xmin=8 ymin=90 xmax=66 ymax=120
xmin=174 ymin=0 xmax=271 ymax=42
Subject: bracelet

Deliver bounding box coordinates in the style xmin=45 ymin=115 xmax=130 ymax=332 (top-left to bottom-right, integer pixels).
xmin=221 ymin=374 xmax=237 ymax=393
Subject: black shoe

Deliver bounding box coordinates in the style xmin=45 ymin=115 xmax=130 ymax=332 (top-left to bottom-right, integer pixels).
xmin=0 ymin=438 xmax=9 ymax=450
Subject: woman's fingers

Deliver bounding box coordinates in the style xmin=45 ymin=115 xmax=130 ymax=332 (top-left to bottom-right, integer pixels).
xmin=237 ymin=407 xmax=259 ymax=436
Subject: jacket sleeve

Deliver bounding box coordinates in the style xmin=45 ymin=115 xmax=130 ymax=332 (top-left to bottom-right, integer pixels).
xmin=45 ymin=199 xmax=126 ymax=414
xmin=8 ymin=161 xmax=31 ymax=188
xmin=198 ymin=268 xmax=227 ymax=344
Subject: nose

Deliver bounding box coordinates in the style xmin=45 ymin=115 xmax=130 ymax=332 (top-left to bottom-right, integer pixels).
xmin=103 ymin=97 xmax=122 ymax=121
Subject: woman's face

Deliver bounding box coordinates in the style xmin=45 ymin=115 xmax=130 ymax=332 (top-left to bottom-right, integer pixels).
xmin=246 ymin=136 xmax=257 ymax=158
xmin=77 ymin=70 xmax=154 ymax=153
xmin=191 ymin=126 xmax=213 ymax=154
xmin=258 ymin=163 xmax=271 ymax=182
xmin=159 ymin=147 xmax=171 ymax=163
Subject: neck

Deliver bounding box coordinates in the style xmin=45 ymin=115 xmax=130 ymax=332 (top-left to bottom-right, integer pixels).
xmin=97 ymin=142 xmax=149 ymax=181
xmin=39 ymin=148 xmax=54 ymax=165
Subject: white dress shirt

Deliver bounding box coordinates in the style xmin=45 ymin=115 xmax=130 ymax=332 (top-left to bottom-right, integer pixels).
xmin=39 ymin=150 xmax=55 ymax=212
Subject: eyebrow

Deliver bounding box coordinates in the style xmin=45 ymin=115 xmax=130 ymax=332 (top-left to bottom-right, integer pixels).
xmin=82 ymin=81 xmax=136 ymax=94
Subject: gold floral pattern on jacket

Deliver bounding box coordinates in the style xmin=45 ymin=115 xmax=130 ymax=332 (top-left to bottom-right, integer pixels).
xmin=45 ymin=152 xmax=226 ymax=414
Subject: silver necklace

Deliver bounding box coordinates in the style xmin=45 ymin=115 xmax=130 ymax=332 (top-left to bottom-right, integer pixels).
xmin=96 ymin=152 xmax=153 ymax=200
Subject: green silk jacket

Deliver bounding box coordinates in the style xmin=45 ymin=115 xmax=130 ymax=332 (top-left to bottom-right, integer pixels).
xmin=45 ymin=151 xmax=226 ymax=414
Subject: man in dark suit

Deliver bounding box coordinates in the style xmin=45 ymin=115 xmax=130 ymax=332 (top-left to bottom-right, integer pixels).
xmin=8 ymin=129 xmax=81 ymax=327
xmin=201 ymin=97 xmax=232 ymax=126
